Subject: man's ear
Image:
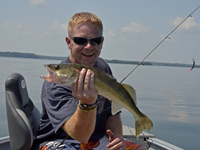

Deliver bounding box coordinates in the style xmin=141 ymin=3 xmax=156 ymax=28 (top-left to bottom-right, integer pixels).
xmin=65 ymin=37 xmax=72 ymax=50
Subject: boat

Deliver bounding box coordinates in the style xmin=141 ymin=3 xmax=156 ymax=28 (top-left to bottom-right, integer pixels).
xmin=0 ymin=73 xmax=184 ymax=150
xmin=0 ymin=126 xmax=184 ymax=150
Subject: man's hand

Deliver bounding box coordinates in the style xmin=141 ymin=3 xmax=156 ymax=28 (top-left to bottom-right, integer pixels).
xmin=107 ymin=129 xmax=126 ymax=150
xmin=71 ymin=68 xmax=97 ymax=104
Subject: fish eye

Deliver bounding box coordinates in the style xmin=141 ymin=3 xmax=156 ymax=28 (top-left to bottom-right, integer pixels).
xmin=54 ymin=65 xmax=60 ymax=70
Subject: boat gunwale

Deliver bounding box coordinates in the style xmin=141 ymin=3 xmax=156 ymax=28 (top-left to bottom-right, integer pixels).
xmin=0 ymin=136 xmax=10 ymax=144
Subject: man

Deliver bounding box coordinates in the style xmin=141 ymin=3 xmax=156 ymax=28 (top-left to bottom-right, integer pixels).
xmin=32 ymin=12 xmax=146 ymax=150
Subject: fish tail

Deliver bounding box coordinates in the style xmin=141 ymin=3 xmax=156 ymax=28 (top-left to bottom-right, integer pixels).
xmin=135 ymin=113 xmax=153 ymax=136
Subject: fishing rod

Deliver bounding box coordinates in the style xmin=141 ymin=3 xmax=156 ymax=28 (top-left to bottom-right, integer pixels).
xmin=52 ymin=6 xmax=200 ymax=149
xmin=120 ymin=5 xmax=200 ymax=83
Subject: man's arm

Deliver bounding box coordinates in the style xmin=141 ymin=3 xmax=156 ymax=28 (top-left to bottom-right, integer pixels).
xmin=62 ymin=69 xmax=97 ymax=143
xmin=62 ymin=104 xmax=96 ymax=143
xmin=105 ymin=113 xmax=123 ymax=136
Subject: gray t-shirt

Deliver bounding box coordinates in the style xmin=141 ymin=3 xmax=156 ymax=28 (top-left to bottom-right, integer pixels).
xmin=32 ymin=57 xmax=114 ymax=149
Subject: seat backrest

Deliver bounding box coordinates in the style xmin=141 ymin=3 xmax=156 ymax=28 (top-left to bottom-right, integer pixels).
xmin=5 ymin=73 xmax=41 ymax=150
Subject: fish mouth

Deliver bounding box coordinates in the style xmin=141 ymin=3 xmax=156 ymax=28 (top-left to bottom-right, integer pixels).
xmin=40 ymin=65 xmax=57 ymax=79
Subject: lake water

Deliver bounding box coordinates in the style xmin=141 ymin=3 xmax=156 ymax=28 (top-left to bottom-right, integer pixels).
xmin=0 ymin=57 xmax=199 ymax=149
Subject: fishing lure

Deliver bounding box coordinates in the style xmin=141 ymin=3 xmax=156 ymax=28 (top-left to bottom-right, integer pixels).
xmin=188 ymin=58 xmax=195 ymax=71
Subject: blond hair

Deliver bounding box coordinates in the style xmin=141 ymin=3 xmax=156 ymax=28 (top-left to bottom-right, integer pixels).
xmin=68 ymin=12 xmax=103 ymax=36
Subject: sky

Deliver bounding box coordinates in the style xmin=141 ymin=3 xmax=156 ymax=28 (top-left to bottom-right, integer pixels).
xmin=0 ymin=0 xmax=200 ymax=64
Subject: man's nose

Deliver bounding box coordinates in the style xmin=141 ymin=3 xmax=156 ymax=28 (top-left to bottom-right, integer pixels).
xmin=84 ymin=41 xmax=92 ymax=49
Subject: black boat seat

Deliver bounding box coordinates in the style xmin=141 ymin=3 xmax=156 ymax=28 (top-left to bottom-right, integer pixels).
xmin=5 ymin=73 xmax=41 ymax=150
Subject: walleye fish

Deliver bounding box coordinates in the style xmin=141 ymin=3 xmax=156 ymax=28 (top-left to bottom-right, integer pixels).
xmin=41 ymin=63 xmax=153 ymax=136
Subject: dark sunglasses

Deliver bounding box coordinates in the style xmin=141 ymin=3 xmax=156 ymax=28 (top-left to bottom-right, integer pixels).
xmin=70 ymin=36 xmax=103 ymax=46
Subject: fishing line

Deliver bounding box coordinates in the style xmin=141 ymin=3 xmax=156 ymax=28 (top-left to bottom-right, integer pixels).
xmin=120 ymin=5 xmax=200 ymax=83
xmin=118 ymin=5 xmax=200 ymax=148
xmin=53 ymin=135 xmax=69 ymax=150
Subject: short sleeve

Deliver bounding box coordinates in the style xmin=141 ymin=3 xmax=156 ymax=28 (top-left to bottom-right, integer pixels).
xmin=42 ymin=82 xmax=78 ymax=133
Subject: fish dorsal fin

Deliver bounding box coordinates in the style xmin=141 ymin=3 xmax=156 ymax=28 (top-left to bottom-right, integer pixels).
xmin=121 ymin=84 xmax=137 ymax=105
xmin=111 ymin=102 xmax=123 ymax=115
